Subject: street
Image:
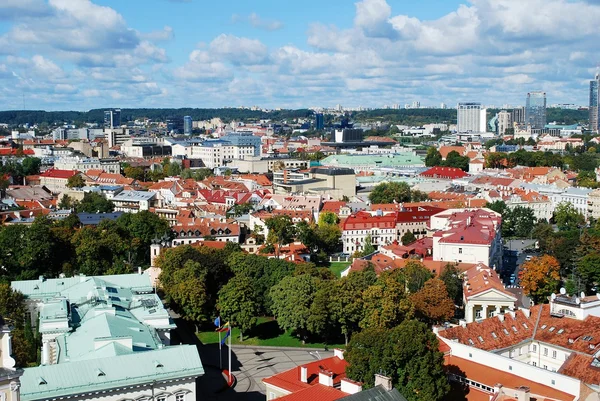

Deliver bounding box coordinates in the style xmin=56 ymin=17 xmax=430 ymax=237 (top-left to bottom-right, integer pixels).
xmin=501 ymin=239 xmax=538 ymax=286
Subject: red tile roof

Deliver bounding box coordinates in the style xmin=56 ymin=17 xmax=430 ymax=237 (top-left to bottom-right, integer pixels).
xmin=342 ymin=211 xmax=397 ymax=230
xmin=277 ymin=385 xmax=346 ymax=401
xmin=263 ymin=356 xmax=348 ymax=393
xmin=40 ymin=168 xmax=79 ymax=179
xmin=321 ymin=201 xmax=347 ymax=214
xmin=420 ymin=166 xmax=469 ymax=179
xmin=444 ymin=355 xmax=575 ymax=401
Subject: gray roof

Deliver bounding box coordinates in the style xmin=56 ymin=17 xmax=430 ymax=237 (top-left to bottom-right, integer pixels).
xmin=77 ymin=212 xmax=124 ymax=225
xmin=112 ymin=190 xmax=156 ymax=202
xmin=339 ymin=386 xmax=408 ymax=401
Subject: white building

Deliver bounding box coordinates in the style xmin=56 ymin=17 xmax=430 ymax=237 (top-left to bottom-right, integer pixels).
xmin=196 ymin=140 xmax=255 ymax=169
xmin=431 ymin=208 xmax=503 ymax=269
xmin=554 ymin=187 xmax=593 ymax=219
xmin=111 ymin=190 xmax=156 ymax=213
xmin=54 ymin=157 xmax=121 ymax=174
xmin=457 ymin=102 xmax=487 ymax=133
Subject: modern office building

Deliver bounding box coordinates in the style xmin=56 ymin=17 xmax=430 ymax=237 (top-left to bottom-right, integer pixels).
xmin=167 ymin=117 xmax=184 ymax=134
xmin=183 ymin=116 xmax=193 ymax=135
xmin=103 ymin=109 xmax=121 ymax=129
xmin=511 ymin=106 xmax=525 ymax=125
xmin=457 ymin=103 xmax=487 ymax=133
xmin=589 ymin=74 xmax=600 ymax=133
xmin=525 ymin=91 xmax=547 ymax=129
xmin=315 ymin=113 xmax=324 ymax=130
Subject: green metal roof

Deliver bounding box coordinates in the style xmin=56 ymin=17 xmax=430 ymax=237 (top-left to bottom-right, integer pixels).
xmin=20 ymin=345 xmax=204 ymax=401
xmin=320 ymin=153 xmax=425 ymax=168
xmin=55 ymin=307 xmax=163 ymax=363
xmin=12 ymin=273 xmax=153 ymax=300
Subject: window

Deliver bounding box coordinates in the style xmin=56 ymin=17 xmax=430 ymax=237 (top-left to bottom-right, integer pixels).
xmin=509 ymin=365 xmax=513 ymax=371
xmin=543 ymin=365 xmax=548 ymax=370
xmin=176 ymin=394 xmax=185 ymax=401
xmin=533 ymin=362 xmax=537 ymax=366
xmin=552 ymin=350 xmax=557 ymax=359
xmin=491 ymin=332 xmax=498 ymax=339
xmin=269 ymin=392 xmax=276 ymax=400
xmin=532 ymin=344 xmax=537 ymax=352
xmin=459 ymin=248 xmax=463 ymax=254
xmin=544 ymin=348 xmax=548 ymax=356
xmin=475 ymin=310 xmax=482 ymax=319
xmin=157 ymin=397 xmax=166 ymax=401
xmin=552 ymin=380 xmax=556 ymax=385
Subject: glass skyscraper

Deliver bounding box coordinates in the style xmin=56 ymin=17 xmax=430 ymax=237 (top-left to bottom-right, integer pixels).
xmin=590 ymin=74 xmax=600 ymax=133
xmin=183 ymin=116 xmax=193 ymax=135
xmin=525 ymin=92 xmax=546 ymax=129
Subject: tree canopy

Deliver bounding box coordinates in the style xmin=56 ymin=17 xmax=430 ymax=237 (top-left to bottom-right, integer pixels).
xmin=368 ymin=182 xmax=428 ymax=204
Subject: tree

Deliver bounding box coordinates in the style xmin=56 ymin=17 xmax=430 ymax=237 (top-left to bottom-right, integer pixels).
xmin=66 ymin=174 xmax=85 ymax=188
xmin=519 ymin=255 xmax=561 ymax=304
xmin=361 ymin=234 xmax=376 ymax=256
xmin=318 ymin=211 xmax=339 ymax=226
xmin=411 ymin=279 xmax=455 ymax=324
xmin=218 ymin=274 xmax=259 ymax=341
xmin=330 ymin=268 xmax=377 ymax=344
xmin=440 ymin=263 xmax=463 ymax=306
xmin=75 ymin=192 xmax=114 ymax=213
xmin=502 ymin=206 xmax=536 ymax=238
xmin=554 ymin=202 xmax=585 ymax=231
xmin=124 ymin=166 xmax=145 ymax=180
xmin=401 ymin=231 xmax=416 ymax=245
xmin=368 ymin=182 xmax=428 ymax=204
xmin=21 ymin=157 xmax=41 ymax=175
xmin=485 ymin=200 xmax=507 ymax=216
xmin=346 ymin=321 xmax=450 ymax=401
xmin=576 ymin=253 xmax=600 ymax=292
xmin=425 ymin=147 xmax=442 ymax=167
xmin=270 ymin=274 xmax=320 ymax=340
xmin=402 ymin=260 xmax=434 ymax=293
xmin=265 ymin=215 xmax=296 ymax=250
xmin=443 ymin=151 xmax=469 ymax=171
xmin=361 ymin=270 xmax=413 ymax=329
xmin=58 ymin=194 xmax=75 ymax=209
xmin=485 ymin=152 xmax=508 ymax=169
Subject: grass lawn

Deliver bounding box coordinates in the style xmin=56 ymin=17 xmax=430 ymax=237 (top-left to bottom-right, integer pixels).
xmin=329 ymin=261 xmax=351 ymax=277
xmin=197 ymin=317 xmax=344 ymax=349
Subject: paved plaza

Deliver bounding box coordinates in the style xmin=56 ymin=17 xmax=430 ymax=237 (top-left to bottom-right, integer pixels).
xmin=196 ymin=344 xmax=334 ymax=400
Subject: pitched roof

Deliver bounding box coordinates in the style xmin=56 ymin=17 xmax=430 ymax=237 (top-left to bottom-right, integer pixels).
xmin=420 ymin=166 xmax=469 ymax=179
xmin=342 ymin=211 xmax=397 ymax=230
xmin=276 ymin=385 xmax=346 ymax=401
xmin=263 ymin=355 xmax=348 ymax=393
xmin=40 ymin=168 xmax=79 ymax=179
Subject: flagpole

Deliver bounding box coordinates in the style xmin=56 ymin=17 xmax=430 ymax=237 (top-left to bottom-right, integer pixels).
xmin=228 ymin=324 xmax=232 ymax=383
xmin=219 ymin=330 xmax=222 ymax=369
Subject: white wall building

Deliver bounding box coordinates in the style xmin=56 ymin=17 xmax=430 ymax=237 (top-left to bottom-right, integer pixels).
xmin=457 ymin=103 xmax=487 ymax=133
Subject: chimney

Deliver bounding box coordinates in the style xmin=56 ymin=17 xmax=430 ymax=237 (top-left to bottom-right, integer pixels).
xmin=459 ymin=319 xmax=467 ymax=328
xmin=514 ymin=386 xmax=531 ymax=401
xmin=299 ymin=366 xmax=308 ymax=383
xmin=334 ymin=348 xmax=345 ymax=360
xmin=341 ymin=378 xmax=362 ymax=394
xmin=374 ymin=374 xmax=392 ymax=391
xmin=497 ymin=314 xmax=505 ymax=322
xmin=138 ymin=266 xmax=142 ymax=275
xmin=522 ymin=308 xmax=531 ymax=318
xmin=319 ymin=370 xmax=334 ymax=387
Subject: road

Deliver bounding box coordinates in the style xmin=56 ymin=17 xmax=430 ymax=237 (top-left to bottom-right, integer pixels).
xmin=501 ymin=239 xmax=538 ymax=286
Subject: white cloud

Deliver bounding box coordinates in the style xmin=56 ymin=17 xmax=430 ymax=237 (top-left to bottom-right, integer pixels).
xmin=209 ymin=34 xmax=269 ymax=65
xmin=232 ymin=13 xmax=283 ymax=31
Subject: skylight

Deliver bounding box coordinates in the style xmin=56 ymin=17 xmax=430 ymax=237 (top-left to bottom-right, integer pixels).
xmin=512 ymin=326 xmax=517 ymax=332
xmin=557 ymin=329 xmax=565 ymax=334
xmin=541 ymin=324 xmax=547 ymax=329
xmin=503 ymin=328 xmax=510 ymax=335
xmin=549 ymin=327 xmax=555 ymax=332
xmin=491 ymin=332 xmax=498 ymax=339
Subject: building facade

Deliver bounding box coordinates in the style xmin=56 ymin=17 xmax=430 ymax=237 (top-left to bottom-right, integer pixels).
xmin=457 ymin=103 xmax=486 ymax=133
xmin=590 ymin=74 xmax=600 ymax=133
xmin=525 ymin=91 xmax=547 ymax=129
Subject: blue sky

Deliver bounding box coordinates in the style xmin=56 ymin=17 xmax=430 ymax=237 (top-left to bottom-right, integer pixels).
xmin=0 ymin=0 xmax=598 ymax=111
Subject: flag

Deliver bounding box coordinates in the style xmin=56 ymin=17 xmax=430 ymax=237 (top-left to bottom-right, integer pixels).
xmin=216 ymin=322 xmax=230 ymax=332
xmin=214 ymin=316 xmax=221 ymax=328
xmin=221 ymin=327 xmax=231 ymax=345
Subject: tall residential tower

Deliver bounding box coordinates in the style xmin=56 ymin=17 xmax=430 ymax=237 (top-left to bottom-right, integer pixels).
xmin=457 ymin=102 xmax=487 ymax=133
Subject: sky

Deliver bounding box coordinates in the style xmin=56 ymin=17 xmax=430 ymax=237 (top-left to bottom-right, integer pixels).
xmin=0 ymin=0 xmax=598 ymax=111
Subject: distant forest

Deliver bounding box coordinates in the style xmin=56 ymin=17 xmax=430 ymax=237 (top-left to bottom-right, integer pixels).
xmin=0 ymin=107 xmax=589 ymax=127
xmin=0 ymin=108 xmax=314 ymax=126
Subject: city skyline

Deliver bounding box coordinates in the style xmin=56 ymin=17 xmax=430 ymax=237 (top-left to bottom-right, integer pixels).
xmin=0 ymin=0 xmax=599 ymax=111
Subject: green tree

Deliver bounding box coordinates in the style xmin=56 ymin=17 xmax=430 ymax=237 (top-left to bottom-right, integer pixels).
xmin=58 ymin=194 xmax=75 ymax=209
xmin=401 ymin=260 xmax=434 ymax=293
xmin=218 ymin=274 xmax=259 ymax=341
xmin=485 ymin=200 xmax=507 ymax=216
xmin=124 ymin=166 xmax=145 ymax=180
xmin=440 ymin=263 xmax=463 ymax=306
xmin=361 ymin=234 xmax=376 ymax=256
xmin=21 ymin=157 xmax=41 ymax=175
xmin=368 ymin=182 xmax=428 ymax=204
xmin=361 ymin=270 xmax=412 ymax=329
xmin=443 ymin=150 xmax=469 ymax=171
xmin=401 ymin=231 xmax=416 ymax=245
xmin=318 ymin=211 xmax=339 ymax=226
xmin=270 ymin=274 xmax=320 ymax=340
xmin=554 ymin=202 xmax=585 ymax=231
xmin=577 ymin=253 xmax=600 ymax=292
xmin=346 ymin=321 xmax=450 ymax=401
xmin=425 ymin=147 xmax=442 ymax=167
xmin=265 ymin=215 xmax=296 ymax=250
xmin=331 ymin=268 xmax=377 ymax=344
xmin=75 ymin=192 xmax=114 ymax=213
xmin=66 ymin=174 xmax=85 ymax=188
